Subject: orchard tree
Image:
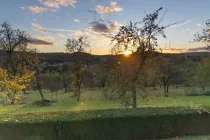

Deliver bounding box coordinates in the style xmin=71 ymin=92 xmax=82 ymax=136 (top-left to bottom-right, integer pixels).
xmin=0 ymin=22 xmax=30 ymax=76
xmin=58 ymin=63 xmax=71 ymax=93
xmin=194 ymin=19 xmax=210 ymax=47
xmin=93 ymin=64 xmax=108 ymax=89
xmin=157 ymin=55 xmax=180 ymax=97
xmin=0 ymin=22 xmax=38 ymax=102
xmin=65 ymin=36 xmax=90 ymax=101
xmin=112 ymin=7 xmax=176 ymax=108
xmin=191 ymin=61 xmax=210 ymax=93
xmin=0 ymin=68 xmax=34 ymax=104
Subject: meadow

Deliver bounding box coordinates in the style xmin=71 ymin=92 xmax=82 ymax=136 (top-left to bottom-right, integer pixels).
xmin=1 ymin=87 xmax=210 ymax=139
xmin=1 ymin=87 xmax=210 ymax=115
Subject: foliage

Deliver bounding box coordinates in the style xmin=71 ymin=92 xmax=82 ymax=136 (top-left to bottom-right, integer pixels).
xmin=190 ymin=61 xmax=210 ymax=93
xmin=92 ymin=64 xmax=108 ymax=89
xmin=65 ymin=36 xmax=90 ymax=54
xmin=72 ymin=63 xmax=86 ymax=101
xmin=65 ymin=36 xmax=90 ymax=101
xmin=107 ymin=55 xmax=150 ymax=107
xmin=0 ymin=68 xmax=34 ymax=104
xmin=111 ymin=7 xmax=174 ymax=108
xmin=43 ymin=70 xmax=62 ymax=92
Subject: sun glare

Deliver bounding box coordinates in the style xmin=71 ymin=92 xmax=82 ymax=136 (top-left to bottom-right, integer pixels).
xmin=123 ymin=51 xmax=132 ymax=56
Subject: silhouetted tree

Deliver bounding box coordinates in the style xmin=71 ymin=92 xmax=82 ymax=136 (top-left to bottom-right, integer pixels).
xmin=65 ymin=36 xmax=90 ymax=101
xmin=0 ymin=22 xmax=30 ymax=76
xmin=194 ymin=19 xmax=210 ymax=47
xmin=112 ymin=7 xmax=175 ymax=108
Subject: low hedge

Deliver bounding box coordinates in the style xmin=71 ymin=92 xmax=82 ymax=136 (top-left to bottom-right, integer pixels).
xmin=0 ymin=107 xmax=210 ymax=140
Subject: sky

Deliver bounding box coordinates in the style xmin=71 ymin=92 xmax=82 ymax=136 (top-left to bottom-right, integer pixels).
xmin=0 ymin=0 xmax=209 ymax=54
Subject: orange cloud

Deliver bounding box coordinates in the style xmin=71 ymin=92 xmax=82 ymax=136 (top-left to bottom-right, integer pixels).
xmin=57 ymin=33 xmax=66 ymax=38
xmin=27 ymin=6 xmax=47 ymax=14
xmin=162 ymin=47 xmax=209 ymax=53
xmin=94 ymin=1 xmax=123 ymax=14
xmin=40 ymin=0 xmax=77 ymax=9
xmin=196 ymin=24 xmax=201 ymax=27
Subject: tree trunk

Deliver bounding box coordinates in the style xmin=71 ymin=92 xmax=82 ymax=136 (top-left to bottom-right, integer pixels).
xmin=8 ymin=53 xmax=17 ymax=76
xmin=38 ymin=89 xmax=45 ymax=103
xmin=132 ymin=88 xmax=137 ymax=108
xmin=64 ymin=85 xmax=68 ymax=93
xmin=164 ymin=85 xmax=168 ymax=97
xmin=167 ymin=85 xmax=169 ymax=94
xmin=77 ymin=87 xmax=81 ymax=102
xmin=77 ymin=91 xmax=80 ymax=102
xmin=22 ymin=88 xmax=26 ymax=94
xmin=63 ymin=79 xmax=68 ymax=93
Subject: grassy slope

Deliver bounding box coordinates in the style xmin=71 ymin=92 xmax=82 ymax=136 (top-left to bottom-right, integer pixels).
xmin=0 ymin=87 xmax=210 ymax=122
xmin=0 ymin=87 xmax=210 ymax=115
xmin=0 ymin=88 xmax=210 ymax=139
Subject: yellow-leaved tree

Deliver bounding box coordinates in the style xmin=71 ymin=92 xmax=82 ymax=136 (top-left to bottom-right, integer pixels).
xmin=0 ymin=68 xmax=34 ymax=104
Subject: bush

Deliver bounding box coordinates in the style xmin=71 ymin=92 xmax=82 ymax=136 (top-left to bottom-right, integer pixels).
xmin=0 ymin=108 xmax=210 ymax=139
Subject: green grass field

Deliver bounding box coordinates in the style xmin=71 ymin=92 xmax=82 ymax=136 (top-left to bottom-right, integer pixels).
xmin=0 ymin=87 xmax=209 ymax=115
xmin=1 ymin=87 xmax=210 ymax=139
xmin=166 ymin=136 xmax=210 ymax=140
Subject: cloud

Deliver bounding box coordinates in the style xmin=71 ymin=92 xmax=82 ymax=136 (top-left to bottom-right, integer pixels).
xmin=32 ymin=23 xmax=49 ymax=33
xmin=74 ymin=30 xmax=90 ymax=36
xmin=90 ymin=21 xmax=123 ymax=33
xmin=74 ymin=30 xmax=84 ymax=36
xmin=111 ymin=2 xmax=123 ymax=12
xmin=110 ymin=2 xmax=117 ymax=7
xmin=39 ymin=0 xmax=77 ymax=9
xmin=57 ymin=33 xmax=66 ymax=38
xmin=196 ymin=24 xmax=201 ymax=27
xmin=20 ymin=6 xmax=25 ymax=9
xmin=88 ymin=9 xmax=98 ymax=14
xmin=163 ymin=47 xmax=209 ymax=53
xmin=30 ymin=38 xmax=55 ymax=46
xmin=96 ymin=5 xmax=113 ymax=14
xmin=90 ymin=1 xmax=123 ymax=15
xmin=31 ymin=23 xmax=74 ymax=33
xmin=74 ymin=19 xmax=80 ymax=23
xmin=34 ymin=36 xmax=56 ymax=46
xmin=92 ymin=23 xmax=110 ymax=33
xmin=25 ymin=0 xmax=77 ymax=14
xmin=27 ymin=6 xmax=47 ymax=14
xmin=170 ymin=20 xmax=192 ymax=28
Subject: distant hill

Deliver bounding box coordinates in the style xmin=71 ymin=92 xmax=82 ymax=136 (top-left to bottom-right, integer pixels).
xmin=0 ymin=51 xmax=209 ymax=66
xmin=179 ymin=52 xmax=210 ymax=56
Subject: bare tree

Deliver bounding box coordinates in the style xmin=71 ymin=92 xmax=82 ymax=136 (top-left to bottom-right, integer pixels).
xmin=112 ymin=7 xmax=175 ymax=108
xmin=65 ymin=36 xmax=90 ymax=101
xmin=0 ymin=22 xmax=37 ymax=103
xmin=194 ymin=19 xmax=210 ymax=47
xmin=0 ymin=22 xmax=30 ymax=76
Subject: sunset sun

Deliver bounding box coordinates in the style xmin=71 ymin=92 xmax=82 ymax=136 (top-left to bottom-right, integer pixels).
xmin=123 ymin=51 xmax=132 ymax=56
